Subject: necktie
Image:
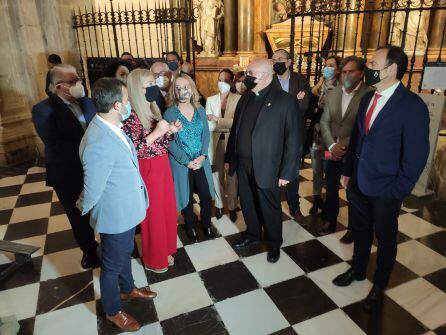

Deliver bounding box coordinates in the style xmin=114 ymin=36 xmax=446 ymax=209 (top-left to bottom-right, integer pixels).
xmin=364 ymin=93 xmax=381 ymax=134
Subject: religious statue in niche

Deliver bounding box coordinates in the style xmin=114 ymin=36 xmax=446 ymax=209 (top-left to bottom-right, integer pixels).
xmin=390 ymin=0 xmax=429 ymax=55
xmin=196 ymin=0 xmax=224 ymax=57
xmin=271 ymin=0 xmax=288 ymax=24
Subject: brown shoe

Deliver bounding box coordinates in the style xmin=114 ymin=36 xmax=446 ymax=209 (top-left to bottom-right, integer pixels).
xmin=120 ymin=287 xmax=157 ymax=300
xmin=106 ymin=311 xmax=140 ymax=332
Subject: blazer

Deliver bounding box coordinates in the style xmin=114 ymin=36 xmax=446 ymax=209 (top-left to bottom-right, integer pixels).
xmin=78 ymin=115 xmax=148 ymax=234
xmin=32 ymin=94 xmax=96 ymax=187
xmin=205 ymin=92 xmax=241 ymax=164
xmin=320 ymin=82 xmax=372 ymax=149
xmin=343 ymin=83 xmax=430 ymax=201
xmin=164 ymin=105 xmax=214 ymax=210
xmin=273 ymin=71 xmax=311 ymax=117
xmin=226 ymin=84 xmax=301 ymax=189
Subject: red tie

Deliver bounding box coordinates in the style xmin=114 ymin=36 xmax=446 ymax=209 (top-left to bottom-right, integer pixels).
xmin=364 ymin=93 xmax=381 ymax=134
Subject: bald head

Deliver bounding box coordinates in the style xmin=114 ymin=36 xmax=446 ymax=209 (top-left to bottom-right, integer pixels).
xmin=150 ymin=61 xmax=169 ymax=75
xmin=246 ymin=58 xmax=273 ymax=92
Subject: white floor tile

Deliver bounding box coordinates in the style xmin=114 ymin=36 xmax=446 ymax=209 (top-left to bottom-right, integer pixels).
xmin=185 ymin=237 xmax=239 ymax=272
xmin=10 ymin=203 xmax=51 ymax=224
xmin=339 ymin=188 xmax=348 ymax=202
xmin=299 ymin=197 xmax=315 ymax=217
xmin=47 ymin=214 xmax=71 ymax=234
xmin=0 ymin=251 xmax=14 ymax=265
xmin=0 ymin=196 xmax=17 ymax=211
xmin=212 ymin=214 xmax=246 ymax=237
xmin=0 ymin=175 xmax=26 ymax=187
xmin=20 ymin=181 xmax=53 ymax=195
xmin=215 ymin=289 xmax=289 ymax=335
xmin=293 ymin=309 xmax=366 ymax=335
xmin=300 ymin=168 xmax=314 ymax=181
xmin=52 ymin=192 xmax=59 ymax=202
xmin=242 ymin=250 xmax=304 ymax=287
xmin=131 ymin=258 xmax=149 ymax=288
xmin=150 ymin=272 xmax=213 ymax=321
xmin=298 ymin=181 xmax=314 ymax=197
xmin=40 ymin=248 xmax=87 ymax=281
xmin=398 ymin=213 xmax=443 ymax=239
xmin=177 ymin=235 xmax=183 ymax=248
xmin=126 ymin=322 xmax=164 ymax=335
xmin=317 ymin=231 xmax=377 ymax=261
xmin=338 ymin=206 xmax=349 ymax=227
xmin=34 ymin=301 xmax=97 ymax=335
xmin=396 ymin=240 xmax=446 ymax=276
xmin=27 ymin=167 xmax=46 ymax=174
xmin=282 ymin=219 xmax=314 ymax=248
xmin=0 ymin=283 xmax=39 ymax=320
xmin=308 ymin=262 xmax=372 ymax=308
xmin=0 ymin=225 xmax=7 ymax=240
xmin=401 ymin=205 xmax=419 ymax=213
xmin=92 ymin=267 xmax=101 ymax=300
xmin=11 ymin=234 xmax=47 ymax=258
xmin=387 ymin=278 xmax=446 ymax=330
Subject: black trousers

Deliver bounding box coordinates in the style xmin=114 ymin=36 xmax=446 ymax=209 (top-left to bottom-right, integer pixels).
xmin=285 ymin=179 xmax=300 ymax=214
xmin=181 ymin=167 xmax=212 ymax=229
xmin=237 ymin=158 xmax=283 ymax=248
xmin=348 ymin=183 xmax=402 ymax=288
xmin=53 ymin=182 xmax=98 ymax=256
xmin=323 ymin=160 xmax=343 ymax=224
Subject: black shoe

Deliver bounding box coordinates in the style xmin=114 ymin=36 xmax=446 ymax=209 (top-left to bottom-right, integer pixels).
xmin=317 ymin=220 xmax=337 ymax=236
xmin=215 ymin=208 xmax=224 ymax=220
xmin=229 ymin=210 xmax=237 ymax=223
xmin=203 ymin=225 xmax=216 ymax=239
xmin=332 ymin=268 xmax=366 ymax=287
xmin=267 ymin=248 xmax=280 ymax=263
xmin=81 ymin=253 xmax=100 ymax=269
xmin=185 ymin=226 xmax=198 ymax=243
xmin=340 ymin=230 xmax=354 ymax=244
xmin=309 ymin=195 xmax=324 ymax=214
xmin=294 ymin=209 xmax=304 ymax=222
xmin=232 ymin=236 xmax=261 ymax=250
xmin=363 ymin=285 xmax=385 ymax=312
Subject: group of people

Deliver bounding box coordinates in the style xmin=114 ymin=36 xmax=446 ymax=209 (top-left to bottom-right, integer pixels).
xmin=32 ymin=45 xmax=429 ymax=332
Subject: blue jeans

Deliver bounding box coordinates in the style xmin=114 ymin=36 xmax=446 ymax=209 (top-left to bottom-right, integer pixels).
xmin=100 ymin=227 xmax=136 ymax=315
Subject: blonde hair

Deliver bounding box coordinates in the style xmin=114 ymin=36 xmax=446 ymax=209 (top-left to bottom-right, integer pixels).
xmin=126 ymin=68 xmax=162 ymax=129
xmin=167 ymin=73 xmax=201 ymax=109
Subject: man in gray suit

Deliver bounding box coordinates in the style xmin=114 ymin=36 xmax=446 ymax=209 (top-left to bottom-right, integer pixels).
xmin=77 ymin=78 xmax=156 ymax=332
xmin=318 ymin=56 xmax=372 ymax=239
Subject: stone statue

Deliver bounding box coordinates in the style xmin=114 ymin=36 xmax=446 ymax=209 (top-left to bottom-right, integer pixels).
xmin=272 ymin=0 xmax=288 ymax=24
xmin=197 ymin=0 xmax=224 ymax=57
xmin=390 ymin=0 xmax=429 ymax=55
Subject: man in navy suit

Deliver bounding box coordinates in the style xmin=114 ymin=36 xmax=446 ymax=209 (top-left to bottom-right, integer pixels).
xmin=333 ymin=45 xmax=429 ymax=312
xmin=32 ymin=64 xmax=99 ymax=269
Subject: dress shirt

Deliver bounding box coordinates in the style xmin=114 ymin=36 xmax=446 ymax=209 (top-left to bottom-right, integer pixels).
xmin=367 ymin=81 xmax=400 ymax=128
xmin=96 ymin=115 xmax=131 ymax=151
xmin=341 ymin=82 xmax=361 ymax=118
xmin=277 ymin=71 xmax=290 ymax=93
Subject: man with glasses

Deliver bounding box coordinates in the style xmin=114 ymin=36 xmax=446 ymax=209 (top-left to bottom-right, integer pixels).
xmin=150 ymin=61 xmax=170 ymax=114
xmin=271 ymin=48 xmax=310 ymax=223
xmin=226 ymin=58 xmax=301 ymax=263
xmin=32 ymin=64 xmax=99 ymax=269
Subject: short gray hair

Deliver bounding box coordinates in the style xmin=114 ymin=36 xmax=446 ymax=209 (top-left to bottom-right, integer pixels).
xmin=92 ymin=78 xmax=125 ymax=114
xmin=48 ymin=64 xmax=78 ymax=93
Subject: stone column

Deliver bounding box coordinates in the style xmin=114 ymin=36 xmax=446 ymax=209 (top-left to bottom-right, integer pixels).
xmin=364 ymin=0 xmax=393 ymax=50
xmin=252 ymin=0 xmax=269 ymax=56
xmin=223 ymin=0 xmax=237 ymax=55
xmin=427 ymin=5 xmax=446 ymax=59
xmin=237 ymin=0 xmax=254 ymax=53
xmin=336 ymin=0 xmax=362 ymax=54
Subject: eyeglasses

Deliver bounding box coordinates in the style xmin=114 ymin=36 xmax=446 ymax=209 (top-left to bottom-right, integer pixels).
xmin=271 ymin=57 xmax=289 ymax=63
xmin=57 ymin=78 xmax=81 ymax=86
xmin=154 ymin=71 xmax=168 ymax=78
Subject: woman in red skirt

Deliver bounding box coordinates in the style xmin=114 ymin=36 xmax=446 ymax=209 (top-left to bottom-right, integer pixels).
xmin=122 ymin=68 xmax=182 ymax=273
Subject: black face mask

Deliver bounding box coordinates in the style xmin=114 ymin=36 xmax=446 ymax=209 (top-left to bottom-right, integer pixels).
xmin=243 ymin=75 xmax=258 ymax=90
xmin=167 ymin=61 xmax=179 ymax=71
xmin=273 ymin=62 xmax=287 ymax=75
xmin=364 ymin=65 xmax=390 ymax=87
xmin=145 ymin=85 xmax=160 ymax=102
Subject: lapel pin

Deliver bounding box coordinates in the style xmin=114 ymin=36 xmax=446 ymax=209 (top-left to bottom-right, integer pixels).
xmin=267 ymin=102 xmax=271 ymax=107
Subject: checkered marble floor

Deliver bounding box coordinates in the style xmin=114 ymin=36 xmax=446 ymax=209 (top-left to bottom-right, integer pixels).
xmin=1 ymin=163 xmax=446 ymax=335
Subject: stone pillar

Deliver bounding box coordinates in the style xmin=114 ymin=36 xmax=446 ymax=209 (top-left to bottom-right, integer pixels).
xmin=336 ymin=0 xmax=362 ymax=53
xmin=223 ymin=0 xmax=237 ymax=55
xmin=427 ymin=5 xmax=446 ymax=60
xmin=252 ymin=0 xmax=269 ymax=56
xmin=364 ymin=0 xmax=393 ymax=50
xmin=237 ymin=0 xmax=254 ymax=53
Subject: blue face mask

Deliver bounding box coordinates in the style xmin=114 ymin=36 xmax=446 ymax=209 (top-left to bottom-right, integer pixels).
xmin=121 ymin=101 xmax=131 ymax=121
xmin=322 ymin=66 xmax=335 ymax=80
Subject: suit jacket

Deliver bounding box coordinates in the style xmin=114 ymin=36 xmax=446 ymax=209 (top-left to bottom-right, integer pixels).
xmin=226 ymin=84 xmax=301 ymax=189
xmin=155 ymin=91 xmax=167 ymax=115
xmin=32 ymin=94 xmax=96 ymax=187
xmin=320 ymin=82 xmax=372 ymax=149
xmin=343 ymin=83 xmax=430 ymax=200
xmin=79 ymin=115 xmax=149 ymax=234
xmin=273 ymin=71 xmax=310 ymax=117
xmin=205 ymin=92 xmax=241 ymax=164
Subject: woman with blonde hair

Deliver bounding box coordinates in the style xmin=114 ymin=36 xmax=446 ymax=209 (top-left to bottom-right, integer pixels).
xmin=164 ymin=73 xmax=215 ymax=242
xmin=122 ymin=68 xmax=182 ymax=273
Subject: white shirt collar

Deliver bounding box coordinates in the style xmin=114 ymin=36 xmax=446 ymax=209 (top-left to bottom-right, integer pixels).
xmin=377 ymin=81 xmax=400 ymax=98
xmin=278 ymin=71 xmax=291 ymax=82
xmin=96 ymin=114 xmax=124 ymax=133
xmin=341 ymin=81 xmax=361 ymax=96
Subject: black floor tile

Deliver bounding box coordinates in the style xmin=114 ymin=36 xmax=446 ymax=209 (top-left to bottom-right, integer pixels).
xmin=417 ymin=231 xmax=446 ymax=257
xmin=343 ymin=296 xmax=427 ymax=335
xmin=177 ymin=223 xmax=222 ymax=247
xmin=0 ymin=256 xmax=43 ymax=290
xmin=424 ymin=268 xmax=446 ymax=293
xmin=265 ymin=276 xmax=337 ymax=325
xmin=283 ymin=239 xmax=343 ymax=273
xmin=412 ymin=199 xmax=446 ymax=228
xmin=15 ymin=191 xmax=53 ymax=208
xmin=269 ymin=327 xmax=298 ymax=335
xmin=36 ymin=271 xmax=94 ymax=315
xmin=298 ymin=214 xmax=344 ymax=236
xmin=18 ymin=317 xmax=35 ymax=335
xmin=3 ymin=218 xmax=48 ymax=241
xmin=50 ymin=201 xmax=66 ymax=216
xmin=372 ymin=231 xmax=411 ymax=247
xmin=145 ymin=247 xmax=195 ymax=285
xmin=434 ymin=323 xmax=446 ymax=335
xmin=24 ymin=172 xmax=46 ymax=184
xmin=96 ymin=296 xmax=158 ymax=335
xmin=224 ymin=233 xmax=268 ymax=258
xmin=0 ymin=209 xmax=13 ymax=225
xmin=161 ymin=306 xmax=228 ymax=335
xmin=0 ymin=184 xmax=22 ymax=198
xmin=200 ymin=261 xmax=259 ymax=302
xmin=44 ymin=230 xmax=78 ymax=255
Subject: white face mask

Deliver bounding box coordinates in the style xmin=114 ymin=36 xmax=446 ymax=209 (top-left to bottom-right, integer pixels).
xmin=68 ymin=82 xmax=85 ymax=99
xmin=218 ymin=81 xmax=231 ymax=94
xmin=156 ymin=75 xmax=169 ymax=89
xmin=235 ymin=81 xmax=246 ymax=94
